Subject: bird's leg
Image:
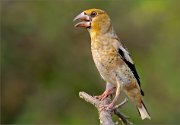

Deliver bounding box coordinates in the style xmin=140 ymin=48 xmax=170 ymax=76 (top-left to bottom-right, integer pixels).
xmin=94 ymin=87 xmax=116 ymax=100
xmin=106 ymin=80 xmax=122 ymax=110
xmin=101 ymin=77 xmax=123 ymax=110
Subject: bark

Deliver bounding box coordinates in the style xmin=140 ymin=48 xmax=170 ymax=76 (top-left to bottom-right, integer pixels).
xmin=79 ymin=91 xmax=133 ymax=125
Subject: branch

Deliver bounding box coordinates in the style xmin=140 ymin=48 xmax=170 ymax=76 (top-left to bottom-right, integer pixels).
xmin=79 ymin=91 xmax=133 ymax=125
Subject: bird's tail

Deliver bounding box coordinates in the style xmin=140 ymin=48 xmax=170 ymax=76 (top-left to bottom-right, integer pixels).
xmin=137 ymin=100 xmax=151 ymax=120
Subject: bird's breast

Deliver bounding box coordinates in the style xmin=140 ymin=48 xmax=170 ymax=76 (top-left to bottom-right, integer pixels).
xmin=91 ymin=39 xmax=124 ymax=84
xmin=91 ymin=42 xmax=119 ymax=68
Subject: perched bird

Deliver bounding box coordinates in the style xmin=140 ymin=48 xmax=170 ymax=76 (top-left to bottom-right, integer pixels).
xmin=73 ymin=9 xmax=151 ymax=120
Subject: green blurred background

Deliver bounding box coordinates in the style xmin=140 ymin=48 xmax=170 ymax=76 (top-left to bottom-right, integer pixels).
xmin=1 ymin=0 xmax=180 ymax=124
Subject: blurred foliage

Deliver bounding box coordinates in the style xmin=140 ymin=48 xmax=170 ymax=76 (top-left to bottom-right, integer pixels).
xmin=1 ymin=0 xmax=180 ymax=124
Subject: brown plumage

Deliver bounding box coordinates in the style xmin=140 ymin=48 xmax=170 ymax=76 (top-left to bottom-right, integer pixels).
xmin=74 ymin=8 xmax=150 ymax=120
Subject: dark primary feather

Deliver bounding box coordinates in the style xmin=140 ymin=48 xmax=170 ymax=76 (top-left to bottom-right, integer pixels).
xmin=118 ymin=48 xmax=144 ymax=96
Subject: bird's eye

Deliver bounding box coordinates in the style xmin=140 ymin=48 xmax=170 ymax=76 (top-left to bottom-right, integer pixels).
xmin=91 ymin=11 xmax=97 ymax=17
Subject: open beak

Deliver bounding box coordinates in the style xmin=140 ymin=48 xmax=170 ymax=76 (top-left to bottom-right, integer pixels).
xmin=73 ymin=12 xmax=91 ymax=28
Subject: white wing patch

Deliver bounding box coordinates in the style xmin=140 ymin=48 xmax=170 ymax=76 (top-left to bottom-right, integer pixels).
xmin=112 ymin=40 xmax=134 ymax=64
xmin=119 ymin=46 xmax=134 ymax=64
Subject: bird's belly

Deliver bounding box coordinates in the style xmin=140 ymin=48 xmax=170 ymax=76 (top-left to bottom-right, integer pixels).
xmin=92 ymin=50 xmax=132 ymax=86
xmin=95 ymin=60 xmax=117 ymax=85
xmin=92 ymin=51 xmax=119 ymax=85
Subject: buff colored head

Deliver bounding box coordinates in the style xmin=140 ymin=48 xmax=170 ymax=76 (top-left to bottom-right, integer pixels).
xmin=73 ymin=9 xmax=111 ymax=36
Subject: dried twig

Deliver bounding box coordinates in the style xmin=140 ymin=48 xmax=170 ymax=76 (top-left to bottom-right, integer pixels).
xmin=79 ymin=91 xmax=133 ymax=125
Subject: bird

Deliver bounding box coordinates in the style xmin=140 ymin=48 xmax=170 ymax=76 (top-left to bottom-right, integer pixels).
xmin=73 ymin=8 xmax=151 ymax=120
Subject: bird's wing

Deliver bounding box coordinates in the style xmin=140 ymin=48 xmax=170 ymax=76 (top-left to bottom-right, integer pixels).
xmin=112 ymin=40 xmax=144 ymax=96
xmin=119 ymin=46 xmax=134 ymax=64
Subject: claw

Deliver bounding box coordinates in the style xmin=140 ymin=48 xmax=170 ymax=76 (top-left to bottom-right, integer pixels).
xmin=99 ymin=102 xmax=115 ymax=111
xmin=94 ymin=87 xmax=115 ymax=100
xmin=106 ymin=102 xmax=114 ymax=110
xmin=99 ymin=105 xmax=106 ymax=111
xmin=94 ymin=92 xmax=109 ymax=100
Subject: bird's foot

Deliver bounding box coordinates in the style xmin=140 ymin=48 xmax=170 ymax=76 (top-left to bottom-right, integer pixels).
xmin=94 ymin=88 xmax=115 ymax=101
xmin=100 ymin=98 xmax=129 ymax=111
xmin=99 ymin=102 xmax=115 ymax=111
xmin=94 ymin=92 xmax=109 ymax=101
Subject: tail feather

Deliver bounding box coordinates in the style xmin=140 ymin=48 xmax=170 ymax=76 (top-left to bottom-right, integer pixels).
xmin=137 ymin=101 xmax=151 ymax=120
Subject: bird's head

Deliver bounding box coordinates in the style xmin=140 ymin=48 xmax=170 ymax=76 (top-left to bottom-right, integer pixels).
xmin=73 ymin=9 xmax=112 ymax=37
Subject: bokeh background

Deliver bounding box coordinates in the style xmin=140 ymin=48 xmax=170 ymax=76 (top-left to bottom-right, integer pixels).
xmin=1 ymin=0 xmax=180 ymax=124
